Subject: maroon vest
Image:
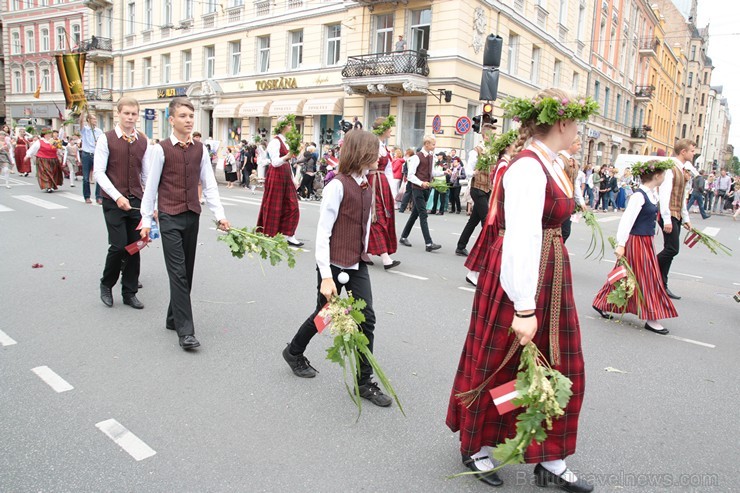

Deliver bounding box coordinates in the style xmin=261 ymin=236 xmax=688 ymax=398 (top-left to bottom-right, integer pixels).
xmin=413 ymin=150 xmax=433 ymax=188
xmin=101 ymin=129 xmax=147 ymax=200
xmin=157 ymin=140 xmax=204 ymax=215
xmin=330 ymin=174 xmax=372 ymax=267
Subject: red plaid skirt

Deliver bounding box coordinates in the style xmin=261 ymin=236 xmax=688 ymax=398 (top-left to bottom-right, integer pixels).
xmin=36 ymin=157 xmax=63 ymax=190
xmin=447 ymin=150 xmax=585 ymax=461
xmin=464 ymin=220 xmax=496 ymax=272
xmin=367 ymin=172 xmax=397 ymax=255
xmin=257 ymin=164 xmax=299 ymax=237
xmin=593 ymin=234 xmax=677 ymax=320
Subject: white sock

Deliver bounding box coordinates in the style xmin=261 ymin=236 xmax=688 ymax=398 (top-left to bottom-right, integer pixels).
xmin=470 ymin=448 xmax=496 ymax=472
xmin=380 ymin=252 xmax=393 ymax=265
xmin=286 ymin=235 xmax=299 ymax=243
xmin=466 ymin=270 xmax=479 ymax=285
xmin=646 ymin=320 xmax=664 ymax=330
xmin=2 ymin=167 xmax=9 ymax=187
xmin=540 ymin=459 xmax=577 ymax=482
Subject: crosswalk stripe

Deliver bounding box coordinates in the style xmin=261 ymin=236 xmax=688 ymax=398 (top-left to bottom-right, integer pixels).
xmin=13 ymin=194 xmax=67 ymax=209
xmin=95 ymin=419 xmax=157 ymax=461
xmin=31 ymin=366 xmax=74 ymax=393
xmin=0 ymin=329 xmax=17 ymax=346
xmin=6 ymin=177 xmax=33 ymax=186
xmin=57 ymin=192 xmax=86 ymax=203
xmin=597 ymin=216 xmax=620 ymax=223
xmin=702 ymin=226 xmax=720 ymax=237
xmin=387 ymin=270 xmax=428 ymax=281
xmin=0 ymin=203 xmax=15 ymax=212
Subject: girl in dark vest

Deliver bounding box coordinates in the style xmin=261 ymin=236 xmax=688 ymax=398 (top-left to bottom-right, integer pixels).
xmin=592 ymin=160 xmax=678 ymax=334
xmin=282 ymin=129 xmax=393 ymax=408
xmin=447 ymin=89 xmax=597 ymax=491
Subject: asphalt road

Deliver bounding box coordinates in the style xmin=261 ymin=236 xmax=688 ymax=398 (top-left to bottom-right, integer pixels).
xmin=1 ymin=175 xmax=738 ymax=492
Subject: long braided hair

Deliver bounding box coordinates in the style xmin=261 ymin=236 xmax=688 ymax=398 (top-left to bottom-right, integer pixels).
xmin=511 ymin=88 xmax=574 ymax=157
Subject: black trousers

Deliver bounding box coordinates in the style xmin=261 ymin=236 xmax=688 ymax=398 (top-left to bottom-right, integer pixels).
xmin=290 ymin=264 xmax=376 ymax=385
xmin=399 ymin=181 xmax=413 ymax=212
xmin=100 ymin=197 xmax=142 ymax=297
xmin=656 ymin=216 xmax=681 ymax=287
xmin=449 ymin=186 xmax=462 ymax=213
xmin=457 ymin=188 xmax=489 ymax=250
xmin=561 ymin=217 xmax=572 ymax=243
xmin=159 ymin=211 xmax=200 ymax=337
xmin=400 ymin=188 xmax=433 ymax=244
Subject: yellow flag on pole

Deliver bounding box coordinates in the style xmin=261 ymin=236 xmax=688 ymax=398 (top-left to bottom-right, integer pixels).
xmin=33 ymin=84 xmax=41 ymax=99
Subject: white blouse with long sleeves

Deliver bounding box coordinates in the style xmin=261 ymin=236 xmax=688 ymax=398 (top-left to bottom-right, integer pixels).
xmin=266 ymin=135 xmax=288 ymax=167
xmin=500 ymin=141 xmax=571 ymax=312
xmin=615 ymin=184 xmax=658 ymax=247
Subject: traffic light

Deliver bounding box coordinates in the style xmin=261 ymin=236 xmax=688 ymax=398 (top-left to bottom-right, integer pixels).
xmin=479 ymin=34 xmax=503 ymax=101
xmin=324 ymin=127 xmax=334 ymax=144
xmin=481 ymin=103 xmax=497 ymax=130
xmin=444 ymin=90 xmax=452 ymax=103
xmin=472 ymin=115 xmax=482 ymax=134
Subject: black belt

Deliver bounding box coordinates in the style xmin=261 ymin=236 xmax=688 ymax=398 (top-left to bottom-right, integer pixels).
xmin=81 ymin=150 xmax=94 ymax=155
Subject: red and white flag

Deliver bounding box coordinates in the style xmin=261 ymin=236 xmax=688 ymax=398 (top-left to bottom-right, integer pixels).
xmin=489 ymin=379 xmax=521 ymax=415
xmin=124 ymin=237 xmax=150 ymax=255
xmin=314 ymin=303 xmax=331 ymax=334
xmin=684 ymin=232 xmax=700 ymax=248
xmin=607 ymin=265 xmax=628 ymax=285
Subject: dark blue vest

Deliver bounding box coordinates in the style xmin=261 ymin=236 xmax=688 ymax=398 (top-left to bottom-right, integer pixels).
xmin=630 ymin=189 xmax=658 ymax=236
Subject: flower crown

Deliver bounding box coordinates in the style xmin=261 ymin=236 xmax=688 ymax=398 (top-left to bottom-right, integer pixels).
xmin=273 ymin=114 xmax=296 ymax=135
xmin=631 ymin=159 xmax=675 ymax=177
xmin=371 ymin=115 xmax=396 ymax=136
xmin=501 ymin=95 xmax=599 ymax=126
xmin=489 ymin=129 xmax=519 ymax=159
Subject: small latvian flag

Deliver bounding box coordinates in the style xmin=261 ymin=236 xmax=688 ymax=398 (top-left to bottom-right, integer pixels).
xmin=684 ymin=231 xmax=700 ymax=248
xmin=314 ymin=304 xmax=331 ymax=334
xmin=489 ymin=379 xmax=521 ymax=415
xmin=607 ymin=265 xmax=628 ymax=285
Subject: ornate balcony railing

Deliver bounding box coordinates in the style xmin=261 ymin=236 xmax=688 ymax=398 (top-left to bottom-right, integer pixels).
xmin=635 ymin=85 xmax=654 ymax=99
xmin=639 ymin=37 xmax=659 ymax=52
xmin=630 ymin=126 xmax=650 ymax=139
xmin=78 ymin=37 xmax=112 ymax=52
xmin=84 ymin=88 xmax=113 ymax=101
xmin=342 ymin=50 xmax=429 ymax=78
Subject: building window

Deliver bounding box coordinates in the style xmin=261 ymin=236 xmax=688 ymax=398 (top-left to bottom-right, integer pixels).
xmin=143 ymin=57 xmax=152 ymax=85
xmin=54 ymin=27 xmax=65 ymax=50
xmin=228 ymin=41 xmax=241 ymax=75
xmin=681 ymin=124 xmax=687 ymax=138
xmin=96 ymin=11 xmax=103 ymax=36
xmin=289 ymin=30 xmax=303 ymax=70
xmin=594 ymin=80 xmax=600 ymax=102
xmin=161 ymin=54 xmax=171 ymax=83
xmin=410 ymin=8 xmax=431 ymax=51
xmin=204 ymin=45 xmax=215 ymax=78
xmin=205 ymin=0 xmax=217 ymax=13
xmin=553 ymin=60 xmax=562 ymax=88
xmin=41 ymin=68 xmax=50 ymax=92
xmin=97 ymin=66 xmax=105 ymax=87
xmin=127 ymin=1 xmax=136 ymax=35
xmin=624 ymin=100 xmax=630 ymax=126
xmin=700 ymin=93 xmax=705 ymax=106
xmin=687 ymin=72 xmax=693 ymax=87
xmin=185 ymin=0 xmax=194 ymax=19
xmin=161 ymin=110 xmax=171 ymax=138
xmin=144 ymin=0 xmax=152 ymax=29
xmin=41 ymin=28 xmax=49 ymax=51
xmin=603 ymin=87 xmax=610 ymax=118
xmin=703 ymin=72 xmax=708 ymax=84
xmin=326 ymin=24 xmax=341 ymax=66
xmin=374 ymin=13 xmax=394 ymax=53
xmin=530 ymin=47 xmax=541 ymax=84
xmin=163 ymin=0 xmax=173 ymax=25
xmin=690 ymin=45 xmax=696 ymax=61
xmin=27 ymin=69 xmax=36 ymax=93
xmin=71 ymin=24 xmax=81 ymax=47
xmin=107 ymin=8 xmax=113 ymax=36
xmin=398 ymin=99 xmax=425 ymax=150
xmin=507 ymin=33 xmax=519 ymax=76
xmin=698 ymin=114 xmax=703 ymax=127
xmin=577 ymin=3 xmax=586 ymax=41
xmin=13 ymin=71 xmax=22 ymax=93
xmin=127 ymin=61 xmax=135 ymax=88
xmin=571 ymin=72 xmax=580 ymax=93
xmin=367 ymin=100 xmax=391 ymax=130
xmin=25 ymin=30 xmax=36 ymax=53
xmin=182 ymin=50 xmax=192 ymax=81
xmin=615 ymin=94 xmax=621 ymax=124
xmin=11 ymin=31 xmax=21 ymax=54
xmin=258 ymin=36 xmax=270 ymax=73
xmin=558 ymin=0 xmax=568 ymax=25
xmin=599 ymin=16 xmax=606 ymax=56
xmin=684 ymin=97 xmax=690 ymax=113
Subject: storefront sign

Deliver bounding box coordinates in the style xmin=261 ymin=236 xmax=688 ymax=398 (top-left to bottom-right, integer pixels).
xmin=587 ymin=129 xmax=601 ymax=139
xmin=157 ymin=86 xmax=187 ymax=98
xmin=611 ymin=136 xmax=623 ymax=144
xmin=144 ymin=109 xmax=156 ymax=121
xmin=256 ymin=77 xmax=298 ymax=91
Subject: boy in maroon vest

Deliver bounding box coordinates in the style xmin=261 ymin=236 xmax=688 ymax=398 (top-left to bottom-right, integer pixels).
xmin=283 ymin=129 xmax=392 ymax=408
xmin=140 ymin=97 xmax=230 ymax=350
xmin=94 ymin=97 xmax=148 ymax=309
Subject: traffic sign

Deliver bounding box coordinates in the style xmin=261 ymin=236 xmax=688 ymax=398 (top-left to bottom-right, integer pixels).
xmin=432 ymin=115 xmax=442 ymax=134
xmin=455 ymin=116 xmax=472 ymax=135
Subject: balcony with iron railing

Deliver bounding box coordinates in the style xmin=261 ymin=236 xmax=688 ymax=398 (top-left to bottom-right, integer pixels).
xmin=635 ymin=85 xmax=654 ymax=101
xmin=83 ymin=0 xmax=112 ymax=10
xmin=630 ymin=125 xmax=651 ymax=140
xmin=639 ymin=37 xmax=659 ymax=57
xmin=78 ymin=37 xmax=113 ymax=62
xmin=84 ymin=88 xmax=113 ymax=102
xmin=342 ymin=50 xmax=429 ymax=78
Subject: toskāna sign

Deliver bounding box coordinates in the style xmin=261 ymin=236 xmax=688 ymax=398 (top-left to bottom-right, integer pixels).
xmin=256 ymin=77 xmax=298 ymax=91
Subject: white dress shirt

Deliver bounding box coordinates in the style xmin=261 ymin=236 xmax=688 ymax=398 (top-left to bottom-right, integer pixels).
xmin=93 ymin=125 xmax=146 ymax=201
xmin=266 ymin=135 xmax=288 ymax=167
xmin=615 ymin=184 xmax=658 ymax=247
xmin=315 ymin=173 xmax=372 ymax=279
xmin=406 ymin=148 xmax=442 ymax=186
xmin=80 ymin=124 xmax=103 ymax=153
xmin=500 ymin=141 xmax=571 ymax=311
xmin=140 ymin=134 xmax=225 ymax=228
xmin=657 ymin=158 xmax=689 ymax=224
xmin=379 ymin=141 xmax=394 ymax=182
xmin=465 ymin=149 xmax=478 ymax=177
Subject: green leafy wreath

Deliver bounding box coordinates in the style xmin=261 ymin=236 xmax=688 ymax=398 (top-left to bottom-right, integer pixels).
xmin=630 ymin=159 xmax=675 ymax=177
xmin=371 ymin=115 xmax=396 ymax=136
xmin=501 ymin=95 xmax=599 ymax=125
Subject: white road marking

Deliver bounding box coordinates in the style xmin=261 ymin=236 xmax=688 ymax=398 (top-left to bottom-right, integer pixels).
xmin=597 ymin=216 xmax=621 ymax=223
xmin=672 ymin=271 xmax=703 ymax=279
xmin=702 ymin=226 xmax=720 ymax=237
xmin=6 ymin=177 xmax=33 ymax=186
xmin=665 ymin=335 xmax=716 ymax=348
xmin=449 ymin=232 xmax=461 ymax=236
xmin=387 ymin=270 xmax=429 ymax=281
xmin=95 ymin=419 xmax=157 ymax=461
xmin=220 ymin=197 xmax=260 ymax=205
xmin=57 ymin=192 xmax=85 ymax=203
xmin=13 ymin=195 xmax=67 ymax=209
xmin=458 ymin=286 xmax=476 ymax=293
xmin=0 ymin=203 xmax=15 ymax=212
xmin=733 ymin=282 xmax=740 ymax=286
xmin=0 ymin=329 xmax=18 ymax=346
xmin=31 ymin=366 xmax=74 ymax=393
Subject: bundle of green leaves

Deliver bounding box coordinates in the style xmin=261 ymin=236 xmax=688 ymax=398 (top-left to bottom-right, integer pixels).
xmin=474 ymin=133 xmax=499 ymax=172
xmin=217 ymin=223 xmax=297 ymax=270
xmin=581 ymin=208 xmax=605 ymax=260
xmin=606 ymin=237 xmax=644 ymax=317
xmin=685 ymin=227 xmax=732 ymax=256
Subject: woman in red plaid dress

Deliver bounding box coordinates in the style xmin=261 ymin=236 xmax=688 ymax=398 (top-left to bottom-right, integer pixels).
xmin=367 ymin=117 xmax=400 ymax=270
xmin=256 ymin=116 xmax=302 ymax=246
xmin=447 ymin=89 xmax=594 ymax=492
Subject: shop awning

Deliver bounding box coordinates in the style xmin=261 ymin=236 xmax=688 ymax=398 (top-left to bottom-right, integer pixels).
xmin=270 ymin=99 xmax=305 ymax=116
xmin=212 ymin=102 xmax=241 ymax=118
xmin=302 ymin=97 xmax=344 ymax=116
xmin=238 ymin=101 xmax=271 ymax=117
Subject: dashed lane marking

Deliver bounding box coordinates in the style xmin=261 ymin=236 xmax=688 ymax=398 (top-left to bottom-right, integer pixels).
xmin=0 ymin=203 xmax=15 ymax=212
xmin=458 ymin=286 xmax=476 ymax=293
xmin=665 ymin=335 xmax=716 ymax=349
xmin=31 ymin=366 xmax=74 ymax=393
xmin=0 ymin=329 xmax=18 ymax=346
xmin=57 ymin=192 xmax=86 ymax=203
xmin=95 ymin=419 xmax=157 ymax=461
xmin=13 ymin=194 xmax=67 ymax=209
xmin=702 ymin=226 xmax=720 ymax=237
xmin=6 ymin=177 xmax=33 ymax=186
xmin=597 ymin=216 xmax=621 ymax=223
xmin=387 ymin=270 xmax=429 ymax=281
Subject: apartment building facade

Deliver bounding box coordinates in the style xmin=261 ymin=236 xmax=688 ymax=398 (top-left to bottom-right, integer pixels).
xmin=702 ymin=85 xmax=731 ymax=170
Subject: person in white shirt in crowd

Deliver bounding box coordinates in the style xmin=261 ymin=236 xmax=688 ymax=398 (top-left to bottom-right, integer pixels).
xmin=79 ymin=110 xmax=105 ymax=204
xmin=713 ymin=169 xmax=732 ymax=213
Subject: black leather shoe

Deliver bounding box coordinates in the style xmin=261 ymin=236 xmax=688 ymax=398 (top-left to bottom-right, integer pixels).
xmin=425 ymin=243 xmax=441 ymax=252
xmin=592 ymin=305 xmax=613 ymax=320
xmin=399 ymin=238 xmax=412 ymax=247
xmin=179 ymin=335 xmax=200 ymax=350
xmin=282 ymin=344 xmax=317 ymax=378
xmin=384 ymin=260 xmax=401 ymax=270
xmin=287 ymin=240 xmax=304 ymax=248
xmin=644 ymin=322 xmax=669 ymax=335
xmin=534 ymin=463 xmax=592 ymax=492
xmin=123 ymin=295 xmax=144 ymax=309
xmin=665 ymin=287 xmax=681 ymax=300
xmin=455 ymin=248 xmax=469 ymax=256
xmin=138 ymin=282 xmax=143 ymax=289
xmin=358 ymin=381 xmax=392 ymax=407
xmin=462 ymin=455 xmax=504 ymax=487
xmin=100 ymin=284 xmax=113 ymax=307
